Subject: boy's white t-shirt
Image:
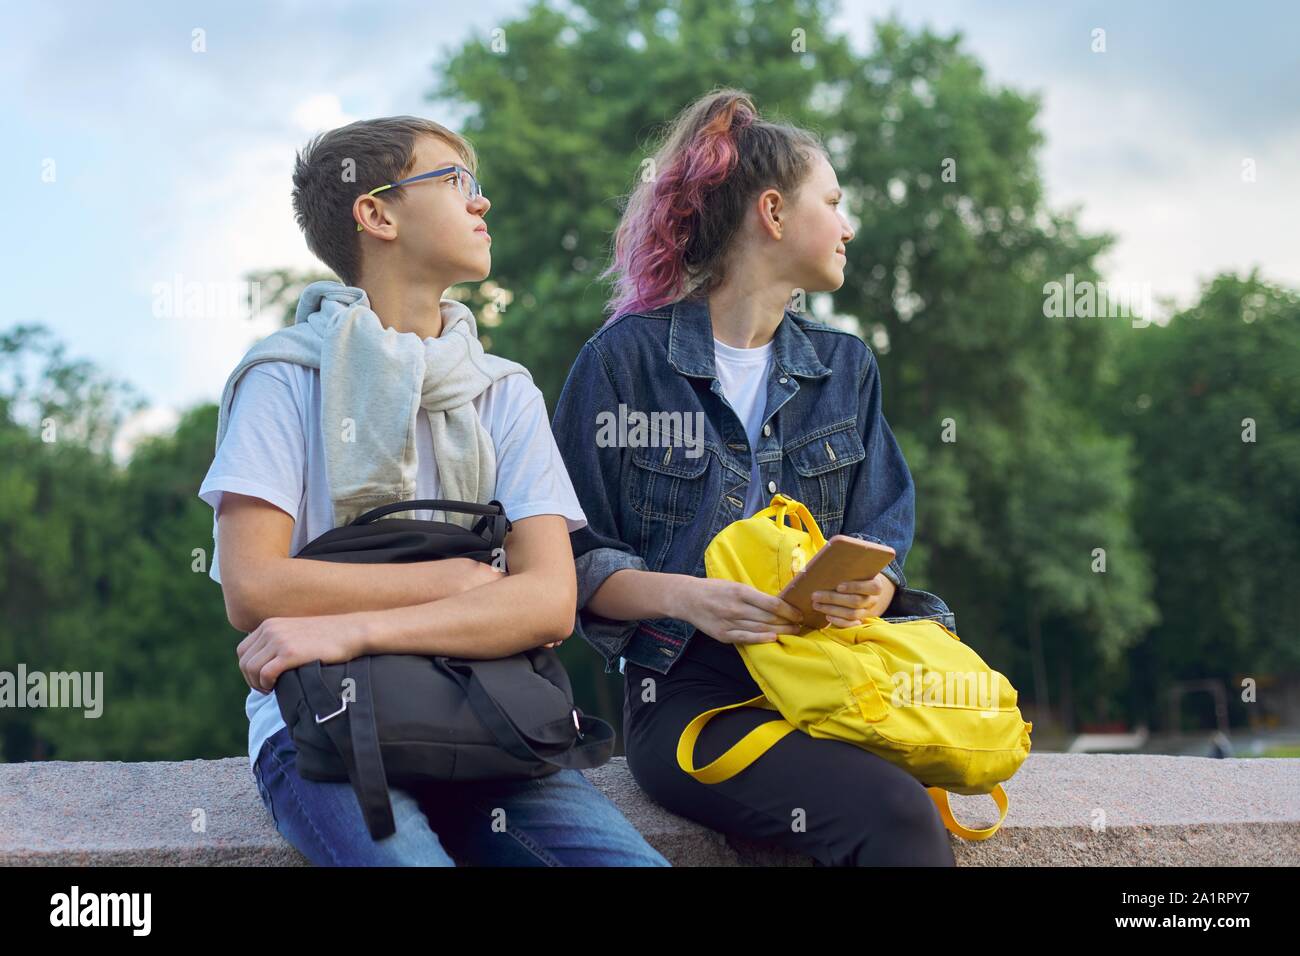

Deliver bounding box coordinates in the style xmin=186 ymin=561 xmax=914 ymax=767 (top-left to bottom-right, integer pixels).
xmin=196 ymin=360 xmax=587 ymax=773
xmin=712 ymin=337 xmax=775 ymax=518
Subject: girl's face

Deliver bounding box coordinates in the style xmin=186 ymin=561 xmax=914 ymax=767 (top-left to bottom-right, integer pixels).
xmin=778 ymin=152 xmax=855 ymax=293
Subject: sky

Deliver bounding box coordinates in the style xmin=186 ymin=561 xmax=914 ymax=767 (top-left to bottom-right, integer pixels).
xmin=2 ymin=0 xmax=1296 ymax=461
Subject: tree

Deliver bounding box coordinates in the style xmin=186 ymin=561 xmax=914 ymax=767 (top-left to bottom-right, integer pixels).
xmin=1106 ymin=273 xmax=1300 ymax=728
xmin=433 ymin=0 xmax=859 ymax=401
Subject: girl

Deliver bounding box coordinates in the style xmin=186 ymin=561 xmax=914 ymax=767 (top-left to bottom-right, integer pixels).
xmin=552 ymin=90 xmax=957 ymax=866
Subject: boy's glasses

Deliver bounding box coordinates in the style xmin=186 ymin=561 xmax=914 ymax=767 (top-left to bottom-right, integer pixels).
xmin=355 ymin=165 xmax=484 ymax=231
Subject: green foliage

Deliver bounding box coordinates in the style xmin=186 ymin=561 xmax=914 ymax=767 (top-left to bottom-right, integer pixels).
xmin=1106 ymin=274 xmax=1300 ymax=693
xmin=0 ymin=380 xmax=246 ymax=761
xmin=435 ymin=0 xmax=858 ymax=401
xmin=41 ymin=404 xmax=248 ymax=760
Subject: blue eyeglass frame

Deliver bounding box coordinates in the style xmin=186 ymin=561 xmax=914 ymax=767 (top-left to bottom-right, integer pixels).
xmin=355 ymin=165 xmax=484 ymax=231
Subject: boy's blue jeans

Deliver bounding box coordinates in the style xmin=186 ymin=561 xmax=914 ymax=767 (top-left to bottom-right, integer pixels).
xmin=253 ymin=725 xmax=670 ymax=866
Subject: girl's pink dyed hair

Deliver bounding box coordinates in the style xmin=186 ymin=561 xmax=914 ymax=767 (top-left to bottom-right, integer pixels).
xmin=601 ymin=89 xmax=825 ymax=324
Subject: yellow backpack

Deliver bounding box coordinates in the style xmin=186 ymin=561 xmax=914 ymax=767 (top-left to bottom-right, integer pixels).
xmin=677 ymin=494 xmax=1033 ymax=841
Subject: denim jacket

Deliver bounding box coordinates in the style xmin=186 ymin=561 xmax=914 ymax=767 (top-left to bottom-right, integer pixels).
xmin=550 ymin=295 xmax=956 ymax=676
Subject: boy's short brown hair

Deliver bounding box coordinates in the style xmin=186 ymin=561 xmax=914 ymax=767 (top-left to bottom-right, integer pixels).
xmin=291 ymin=115 xmax=478 ymax=286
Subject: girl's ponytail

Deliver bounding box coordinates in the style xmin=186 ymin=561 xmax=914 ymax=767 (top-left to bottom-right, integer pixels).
xmin=602 ymin=89 xmax=823 ymax=322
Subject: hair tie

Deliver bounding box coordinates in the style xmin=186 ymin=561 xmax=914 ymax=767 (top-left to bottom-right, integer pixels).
xmin=731 ymin=104 xmax=755 ymax=132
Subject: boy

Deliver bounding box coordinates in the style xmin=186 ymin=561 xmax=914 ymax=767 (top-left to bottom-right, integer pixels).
xmin=197 ymin=116 xmax=667 ymax=866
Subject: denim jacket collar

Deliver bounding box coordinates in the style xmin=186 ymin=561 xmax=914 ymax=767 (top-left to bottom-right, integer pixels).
xmin=666 ymin=296 xmax=833 ymax=381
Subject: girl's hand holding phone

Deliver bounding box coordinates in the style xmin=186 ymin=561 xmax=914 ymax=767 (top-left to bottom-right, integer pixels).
xmin=811 ymin=573 xmax=896 ymax=628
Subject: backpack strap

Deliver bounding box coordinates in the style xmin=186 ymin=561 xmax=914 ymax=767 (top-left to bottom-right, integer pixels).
xmin=436 ymin=658 xmax=616 ymax=770
xmin=767 ymin=495 xmax=828 ymax=551
xmin=926 ymin=784 xmax=1010 ymax=841
xmin=300 ymin=657 xmax=397 ymax=840
xmin=675 ymin=694 xmax=795 ymax=784
xmin=677 ymin=694 xmax=1014 ymax=841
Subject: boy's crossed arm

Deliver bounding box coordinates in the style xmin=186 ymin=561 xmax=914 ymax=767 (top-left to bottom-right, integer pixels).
xmin=220 ymin=493 xmax=578 ymax=695
xmin=217 ymin=492 xmax=503 ymax=632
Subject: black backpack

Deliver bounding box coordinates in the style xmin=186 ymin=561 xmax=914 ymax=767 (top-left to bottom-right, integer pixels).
xmin=273 ymin=498 xmax=614 ymax=839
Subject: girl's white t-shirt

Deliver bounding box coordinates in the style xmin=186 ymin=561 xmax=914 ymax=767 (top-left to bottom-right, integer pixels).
xmin=712 ymin=337 xmax=775 ymax=517
xmin=197 ymin=360 xmax=587 ymax=772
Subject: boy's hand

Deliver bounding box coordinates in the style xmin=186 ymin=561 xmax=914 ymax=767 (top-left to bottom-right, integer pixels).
xmin=812 ymin=573 xmax=896 ymax=628
xmin=236 ymin=614 xmax=370 ymax=694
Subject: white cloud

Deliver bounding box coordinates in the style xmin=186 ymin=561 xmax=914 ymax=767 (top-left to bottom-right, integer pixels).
xmin=291 ymin=93 xmax=357 ymax=133
xmin=131 ymin=135 xmax=326 ymax=417
xmin=1037 ymin=81 xmax=1300 ymax=313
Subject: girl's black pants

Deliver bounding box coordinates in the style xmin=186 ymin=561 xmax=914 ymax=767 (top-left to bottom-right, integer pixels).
xmin=622 ymin=632 xmax=957 ymax=867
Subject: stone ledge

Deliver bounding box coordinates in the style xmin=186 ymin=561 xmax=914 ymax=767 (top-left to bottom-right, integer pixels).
xmin=1 ymin=754 xmax=1296 ymax=866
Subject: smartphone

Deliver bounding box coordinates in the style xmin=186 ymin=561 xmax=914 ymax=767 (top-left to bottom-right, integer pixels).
xmin=777 ymin=535 xmax=896 ymax=629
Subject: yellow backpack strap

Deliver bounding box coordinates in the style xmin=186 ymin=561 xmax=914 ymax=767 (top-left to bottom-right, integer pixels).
xmin=770 ymin=495 xmax=827 ymax=550
xmin=926 ymin=784 xmax=1010 ymax=841
xmin=676 ymin=694 xmax=796 ymax=784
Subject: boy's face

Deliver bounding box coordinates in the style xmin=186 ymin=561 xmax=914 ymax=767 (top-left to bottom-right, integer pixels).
xmin=371 ymin=133 xmax=492 ymax=285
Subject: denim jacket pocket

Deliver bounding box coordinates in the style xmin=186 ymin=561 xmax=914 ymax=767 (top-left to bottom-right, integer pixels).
xmin=786 ymin=419 xmax=866 ymax=527
xmin=629 ymin=444 xmax=710 ymax=524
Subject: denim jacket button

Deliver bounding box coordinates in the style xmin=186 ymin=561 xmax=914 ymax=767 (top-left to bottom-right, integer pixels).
xmin=778 ymin=376 xmax=788 ymax=384
xmin=659 ymin=647 xmax=674 ymax=655
xmin=763 ymin=424 xmax=771 ymax=436
xmin=767 ymin=480 xmax=777 ymax=493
